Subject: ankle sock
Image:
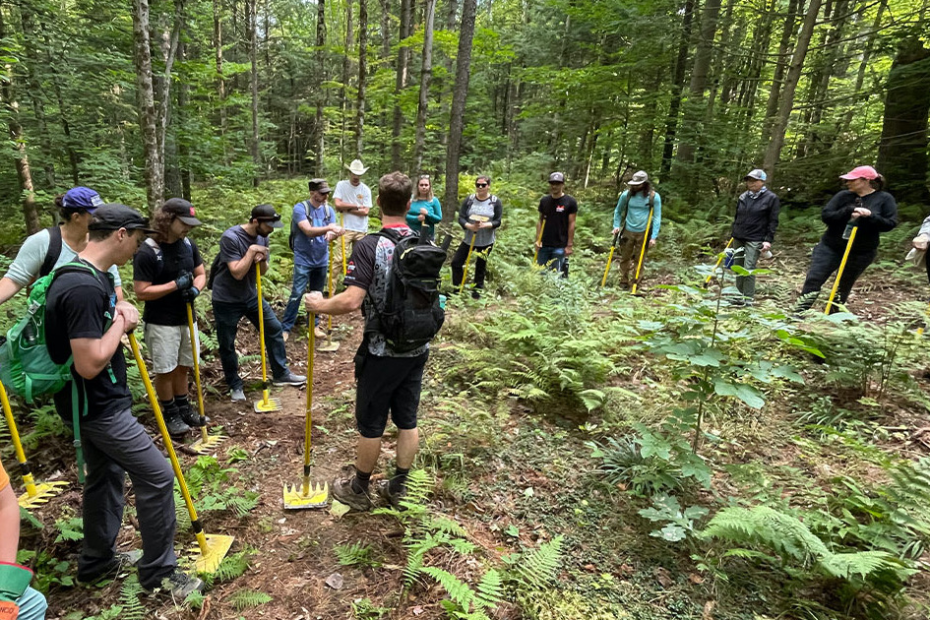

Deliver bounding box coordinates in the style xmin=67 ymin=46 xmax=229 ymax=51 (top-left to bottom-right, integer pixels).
xmin=160 ymin=399 xmax=176 ymax=416
xmin=390 ymin=467 xmax=410 ymax=494
xmin=352 ymin=470 xmax=372 ymax=494
xmin=173 ymin=395 xmax=190 ymax=413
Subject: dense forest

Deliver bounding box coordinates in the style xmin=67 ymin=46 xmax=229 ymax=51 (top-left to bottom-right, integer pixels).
xmin=2 ymin=1 xmax=930 ymax=620
xmin=0 ymin=0 xmax=926 ymax=227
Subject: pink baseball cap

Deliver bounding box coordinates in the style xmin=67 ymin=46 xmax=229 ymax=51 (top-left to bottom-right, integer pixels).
xmin=840 ymin=165 xmax=879 ymax=180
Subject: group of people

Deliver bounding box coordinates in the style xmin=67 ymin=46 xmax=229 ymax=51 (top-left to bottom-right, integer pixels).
xmin=0 ymin=157 xmax=907 ymax=619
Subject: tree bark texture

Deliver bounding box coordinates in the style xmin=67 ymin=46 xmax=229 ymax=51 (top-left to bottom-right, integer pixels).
xmin=442 ymin=0 xmax=477 ymax=215
xmin=413 ymin=0 xmax=437 ymax=173
xmin=315 ymin=0 xmax=327 ymax=175
xmin=762 ymin=0 xmax=823 ymax=177
xmin=391 ymin=0 xmax=413 ymax=169
xmin=341 ymin=0 xmax=354 ymax=165
xmin=675 ymin=0 xmax=722 ymax=166
xmin=249 ymin=0 xmax=260 ymax=186
xmin=876 ymin=37 xmax=930 ymax=204
xmin=131 ymin=0 xmax=162 ymax=213
xmin=356 ymin=0 xmax=368 ymax=159
xmin=660 ymin=0 xmax=696 ymax=176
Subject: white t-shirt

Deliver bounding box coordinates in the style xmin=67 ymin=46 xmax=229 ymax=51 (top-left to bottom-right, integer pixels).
xmin=5 ymin=228 xmax=122 ymax=287
xmin=334 ymin=180 xmax=373 ymax=232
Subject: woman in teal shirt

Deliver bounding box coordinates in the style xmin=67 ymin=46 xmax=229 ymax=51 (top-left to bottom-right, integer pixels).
xmin=406 ymin=175 xmax=442 ymax=239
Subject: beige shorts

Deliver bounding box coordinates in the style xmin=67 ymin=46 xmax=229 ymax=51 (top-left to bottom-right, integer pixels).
xmin=143 ymin=322 xmax=198 ymax=374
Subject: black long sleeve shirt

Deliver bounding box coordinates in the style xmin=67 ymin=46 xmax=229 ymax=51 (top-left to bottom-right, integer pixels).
xmin=820 ymin=190 xmax=897 ymax=252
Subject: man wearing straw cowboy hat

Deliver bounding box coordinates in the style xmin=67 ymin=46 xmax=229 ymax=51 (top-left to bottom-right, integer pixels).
xmin=332 ymin=159 xmax=373 ymax=284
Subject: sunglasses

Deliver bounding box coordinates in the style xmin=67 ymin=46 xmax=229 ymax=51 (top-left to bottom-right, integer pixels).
xmin=476 ymin=183 xmax=488 ymax=188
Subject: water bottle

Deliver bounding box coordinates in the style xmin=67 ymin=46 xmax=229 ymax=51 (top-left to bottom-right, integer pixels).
xmin=842 ymin=219 xmax=856 ymax=240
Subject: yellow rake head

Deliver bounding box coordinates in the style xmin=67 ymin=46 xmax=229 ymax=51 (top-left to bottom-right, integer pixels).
xmin=283 ymin=478 xmax=329 ymax=510
xmin=317 ymin=338 xmax=340 ymax=352
xmin=189 ymin=427 xmax=230 ymax=455
xmin=191 ymin=532 xmax=235 ymax=574
xmin=18 ymin=480 xmax=69 ymax=510
xmin=253 ymin=390 xmax=281 ymax=413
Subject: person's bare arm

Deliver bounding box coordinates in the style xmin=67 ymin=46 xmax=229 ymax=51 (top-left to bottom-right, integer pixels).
xmin=565 ymin=213 xmax=577 ymax=255
xmin=134 ymin=280 xmax=179 ymax=301
xmin=0 ymin=483 xmax=19 ymax=563
xmin=227 ymin=245 xmax=267 ymax=280
xmin=304 ymin=286 xmax=366 ymax=316
xmin=0 ymin=277 xmax=24 ymax=306
xmin=298 ymin=219 xmax=342 ymax=238
xmin=71 ymin=302 xmax=138 ymax=379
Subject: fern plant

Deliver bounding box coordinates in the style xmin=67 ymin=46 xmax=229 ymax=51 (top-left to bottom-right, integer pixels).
xmin=502 ymin=536 xmax=564 ymax=590
xmin=227 ymin=588 xmax=272 ymax=610
xmin=334 ymin=542 xmax=382 ymax=568
xmin=699 ymin=506 xmax=915 ymax=590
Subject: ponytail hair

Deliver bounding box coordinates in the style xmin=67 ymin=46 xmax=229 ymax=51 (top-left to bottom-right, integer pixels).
xmin=55 ymin=193 xmax=88 ymax=223
xmin=870 ymin=174 xmax=885 ymax=191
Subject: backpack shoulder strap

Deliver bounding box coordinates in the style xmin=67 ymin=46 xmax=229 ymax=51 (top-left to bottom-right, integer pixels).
xmin=40 ymin=226 xmax=63 ymax=278
xmin=374 ymin=228 xmax=405 ymax=246
xmin=144 ymin=236 xmax=162 ymax=259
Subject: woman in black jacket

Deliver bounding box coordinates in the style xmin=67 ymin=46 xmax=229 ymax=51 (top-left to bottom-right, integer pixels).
xmin=793 ymin=166 xmax=897 ymax=313
xmin=730 ymin=169 xmax=780 ymax=303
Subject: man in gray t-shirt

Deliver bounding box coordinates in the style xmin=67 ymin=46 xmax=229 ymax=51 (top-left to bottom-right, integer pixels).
xmin=210 ymin=205 xmax=305 ymax=401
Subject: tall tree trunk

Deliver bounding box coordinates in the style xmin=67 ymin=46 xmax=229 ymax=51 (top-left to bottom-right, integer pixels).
xmin=379 ymin=0 xmax=390 ymax=59
xmin=837 ymin=0 xmax=886 ymax=136
xmin=413 ymin=0 xmax=437 ymax=172
xmin=0 ymin=2 xmax=39 ymax=233
xmin=876 ymin=37 xmax=930 ymax=204
xmin=355 ymin=0 xmax=368 ymax=158
xmin=341 ymin=0 xmax=354 ymax=166
xmin=660 ymin=0 xmax=696 ymax=176
xmin=437 ymin=0 xmax=458 ymax=160
xmin=675 ymin=0 xmax=722 ymax=166
xmin=315 ymin=0 xmax=327 ymax=174
xmin=20 ymin=9 xmax=54 ymax=188
xmin=762 ymin=0 xmax=823 ymax=177
xmin=213 ymin=0 xmax=228 ymax=165
xmin=391 ymin=0 xmax=413 ymax=169
xmin=442 ymin=0 xmax=477 ymax=215
xmin=40 ymin=27 xmax=79 ymax=185
xmin=248 ymin=0 xmax=260 ymax=186
xmin=178 ymin=29 xmax=191 ymax=199
xmin=762 ymin=0 xmax=800 ymax=140
xmin=132 ymin=0 xmax=162 ymax=213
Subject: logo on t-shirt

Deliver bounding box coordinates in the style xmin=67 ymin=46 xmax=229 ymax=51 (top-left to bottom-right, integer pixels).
xmin=556 ymin=205 xmax=565 ymax=213
xmin=347 ymin=261 xmax=356 ymax=274
xmin=356 ymin=194 xmax=364 ymax=202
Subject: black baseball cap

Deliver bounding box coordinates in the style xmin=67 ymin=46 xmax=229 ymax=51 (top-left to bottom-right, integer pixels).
xmin=250 ymin=204 xmax=284 ymax=228
xmin=162 ymin=198 xmax=202 ymax=226
xmin=88 ymin=204 xmax=157 ymax=233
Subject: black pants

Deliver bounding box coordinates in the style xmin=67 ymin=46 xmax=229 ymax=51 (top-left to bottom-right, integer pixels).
xmin=354 ymin=350 xmax=428 ymax=438
xmin=794 ymin=242 xmax=876 ymax=312
xmin=451 ymin=241 xmax=494 ymax=289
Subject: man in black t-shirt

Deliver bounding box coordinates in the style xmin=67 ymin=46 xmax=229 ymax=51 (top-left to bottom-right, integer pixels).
xmin=535 ymin=172 xmax=578 ymax=276
xmin=45 ymin=204 xmax=203 ymax=598
xmin=305 ymin=172 xmax=430 ymax=511
xmin=133 ymin=198 xmax=207 ymax=435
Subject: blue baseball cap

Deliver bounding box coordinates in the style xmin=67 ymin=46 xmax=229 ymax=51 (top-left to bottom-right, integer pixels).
xmin=62 ymin=187 xmax=104 ymax=212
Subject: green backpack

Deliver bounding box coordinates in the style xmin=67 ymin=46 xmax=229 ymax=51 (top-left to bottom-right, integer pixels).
xmin=0 ymin=261 xmax=107 ymax=483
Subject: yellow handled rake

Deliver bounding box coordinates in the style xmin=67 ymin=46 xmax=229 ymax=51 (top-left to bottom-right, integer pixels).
xmin=253 ymin=263 xmax=280 ymax=413
xmin=128 ymin=334 xmax=234 ymax=574
xmin=0 ymin=379 xmax=67 ymax=509
xmin=186 ymin=304 xmax=227 ymax=454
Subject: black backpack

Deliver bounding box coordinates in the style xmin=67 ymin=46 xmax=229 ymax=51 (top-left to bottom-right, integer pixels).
xmin=365 ymin=228 xmax=446 ymax=353
xmin=39 ymin=226 xmax=64 ymax=278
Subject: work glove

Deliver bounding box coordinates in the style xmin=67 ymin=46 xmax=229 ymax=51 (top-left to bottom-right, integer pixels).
xmin=0 ymin=562 xmax=34 ymax=620
xmin=181 ymin=286 xmax=200 ymax=303
xmin=175 ymin=271 xmax=194 ymax=291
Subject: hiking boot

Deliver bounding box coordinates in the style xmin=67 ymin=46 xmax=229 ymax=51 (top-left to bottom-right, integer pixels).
xmin=230 ymin=388 xmax=246 ymax=402
xmin=619 ymin=280 xmax=630 ymax=290
xmin=331 ymin=477 xmax=374 ymax=512
xmin=314 ymin=325 xmax=328 ymax=339
xmin=77 ymin=549 xmax=143 ymax=585
xmin=273 ymin=372 xmax=306 ymax=387
xmin=144 ymin=570 xmax=204 ymax=599
xmin=162 ymin=404 xmax=190 ymax=437
xmin=177 ymin=401 xmax=208 ymax=428
xmin=375 ymin=479 xmax=406 ymax=510
xmin=471 ymin=289 xmax=481 ymax=300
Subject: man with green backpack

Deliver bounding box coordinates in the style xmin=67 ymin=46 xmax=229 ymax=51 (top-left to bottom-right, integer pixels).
xmin=39 ymin=204 xmax=201 ymax=597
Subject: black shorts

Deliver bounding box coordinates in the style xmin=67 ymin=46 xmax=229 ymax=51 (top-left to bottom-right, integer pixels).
xmin=354 ymin=350 xmax=429 ymax=438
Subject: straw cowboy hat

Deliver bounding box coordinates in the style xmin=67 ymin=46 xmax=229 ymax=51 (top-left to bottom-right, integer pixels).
xmin=345 ymin=159 xmax=369 ymax=175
